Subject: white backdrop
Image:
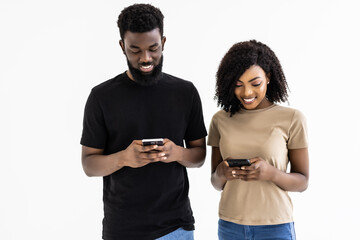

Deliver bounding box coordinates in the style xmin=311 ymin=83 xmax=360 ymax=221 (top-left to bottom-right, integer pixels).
xmin=1 ymin=0 xmax=359 ymax=239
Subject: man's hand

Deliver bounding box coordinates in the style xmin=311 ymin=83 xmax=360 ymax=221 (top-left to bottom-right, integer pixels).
xmin=82 ymin=137 xmax=205 ymax=177
xmin=122 ymin=140 xmax=167 ymax=168
xmin=151 ymin=138 xmax=183 ymax=164
xmin=154 ymin=138 xmax=206 ymax=168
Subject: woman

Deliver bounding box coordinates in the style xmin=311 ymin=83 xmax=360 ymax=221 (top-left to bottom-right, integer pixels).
xmin=208 ymin=40 xmax=309 ymax=240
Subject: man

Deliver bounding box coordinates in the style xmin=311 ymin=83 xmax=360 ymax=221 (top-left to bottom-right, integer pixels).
xmin=80 ymin=4 xmax=207 ymax=240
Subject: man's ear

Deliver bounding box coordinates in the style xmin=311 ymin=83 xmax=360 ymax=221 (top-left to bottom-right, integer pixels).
xmin=161 ymin=36 xmax=166 ymax=51
xmin=119 ymin=40 xmax=125 ymax=53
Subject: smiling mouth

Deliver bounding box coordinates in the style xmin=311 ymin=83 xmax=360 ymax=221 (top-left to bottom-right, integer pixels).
xmin=140 ymin=64 xmax=154 ymax=73
xmin=243 ymin=97 xmax=256 ymax=104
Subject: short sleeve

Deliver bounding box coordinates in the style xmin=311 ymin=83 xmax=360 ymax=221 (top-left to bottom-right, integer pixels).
xmin=207 ymin=114 xmax=220 ymax=147
xmin=184 ymin=85 xmax=207 ymax=141
xmin=287 ymin=110 xmax=308 ymax=149
xmin=80 ymin=89 xmax=107 ymax=149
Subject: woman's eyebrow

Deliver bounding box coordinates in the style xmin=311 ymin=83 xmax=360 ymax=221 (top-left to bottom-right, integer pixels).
xmin=238 ymin=76 xmax=261 ymax=82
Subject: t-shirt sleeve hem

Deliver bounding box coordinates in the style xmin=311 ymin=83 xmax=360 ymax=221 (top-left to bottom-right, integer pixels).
xmin=80 ymin=140 xmax=105 ymax=150
xmin=184 ymin=131 xmax=208 ymax=142
xmin=207 ymin=140 xmax=219 ymax=147
xmin=287 ymin=144 xmax=308 ymax=150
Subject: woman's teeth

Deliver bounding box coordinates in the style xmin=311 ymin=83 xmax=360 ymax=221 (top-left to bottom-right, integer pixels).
xmin=243 ymin=98 xmax=255 ymax=104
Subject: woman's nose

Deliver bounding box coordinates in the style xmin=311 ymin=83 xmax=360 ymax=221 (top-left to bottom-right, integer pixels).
xmin=243 ymin=86 xmax=253 ymax=97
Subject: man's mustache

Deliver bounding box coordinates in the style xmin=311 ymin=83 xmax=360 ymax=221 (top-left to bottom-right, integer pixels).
xmin=140 ymin=62 xmax=153 ymax=66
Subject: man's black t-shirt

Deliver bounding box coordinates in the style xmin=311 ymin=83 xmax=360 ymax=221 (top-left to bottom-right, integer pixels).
xmin=81 ymin=72 xmax=207 ymax=239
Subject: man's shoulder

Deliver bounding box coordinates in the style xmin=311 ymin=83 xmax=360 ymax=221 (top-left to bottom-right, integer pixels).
xmin=161 ymin=73 xmax=196 ymax=92
xmin=91 ymin=72 xmax=127 ymax=94
xmin=162 ymin=73 xmax=194 ymax=86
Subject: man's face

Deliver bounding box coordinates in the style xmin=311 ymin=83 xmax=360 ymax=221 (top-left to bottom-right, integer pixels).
xmin=120 ymin=28 xmax=166 ymax=86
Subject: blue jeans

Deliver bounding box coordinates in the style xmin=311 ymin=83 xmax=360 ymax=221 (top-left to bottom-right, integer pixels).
xmin=156 ymin=227 xmax=194 ymax=240
xmin=218 ymin=219 xmax=296 ymax=240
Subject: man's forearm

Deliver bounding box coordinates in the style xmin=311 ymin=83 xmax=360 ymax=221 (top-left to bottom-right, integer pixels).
xmin=177 ymin=146 xmax=206 ymax=168
xmin=82 ymin=151 xmax=124 ymax=177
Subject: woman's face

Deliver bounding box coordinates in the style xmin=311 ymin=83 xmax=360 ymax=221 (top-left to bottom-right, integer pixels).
xmin=234 ymin=65 xmax=272 ymax=110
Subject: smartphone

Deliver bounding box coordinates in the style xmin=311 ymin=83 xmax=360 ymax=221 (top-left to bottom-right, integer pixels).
xmin=142 ymin=138 xmax=164 ymax=146
xmin=227 ymin=159 xmax=251 ymax=167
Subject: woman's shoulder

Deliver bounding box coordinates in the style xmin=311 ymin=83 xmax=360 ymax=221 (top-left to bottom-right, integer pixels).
xmin=211 ymin=109 xmax=231 ymax=120
xmin=273 ymin=105 xmax=307 ymax=123
xmin=274 ymin=104 xmax=305 ymax=115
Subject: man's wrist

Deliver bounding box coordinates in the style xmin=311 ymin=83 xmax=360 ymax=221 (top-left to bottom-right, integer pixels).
xmin=176 ymin=145 xmax=185 ymax=163
xmin=112 ymin=150 xmax=127 ymax=169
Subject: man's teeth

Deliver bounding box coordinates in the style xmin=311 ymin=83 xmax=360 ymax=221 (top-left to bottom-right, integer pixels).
xmin=141 ymin=65 xmax=152 ymax=69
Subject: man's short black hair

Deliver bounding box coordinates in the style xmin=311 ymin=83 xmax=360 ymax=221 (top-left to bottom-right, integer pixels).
xmin=215 ymin=40 xmax=289 ymax=116
xmin=117 ymin=3 xmax=164 ymax=39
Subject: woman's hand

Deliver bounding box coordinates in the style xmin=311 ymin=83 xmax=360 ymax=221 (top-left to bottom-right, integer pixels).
xmin=215 ymin=159 xmax=242 ymax=181
xmin=232 ymin=157 xmax=275 ymax=182
xmin=212 ymin=148 xmax=309 ymax=192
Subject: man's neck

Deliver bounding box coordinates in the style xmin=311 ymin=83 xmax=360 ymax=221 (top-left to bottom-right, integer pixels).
xmin=126 ymin=70 xmax=135 ymax=81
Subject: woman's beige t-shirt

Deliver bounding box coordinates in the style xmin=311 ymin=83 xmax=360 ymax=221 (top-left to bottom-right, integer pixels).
xmin=208 ymin=104 xmax=308 ymax=225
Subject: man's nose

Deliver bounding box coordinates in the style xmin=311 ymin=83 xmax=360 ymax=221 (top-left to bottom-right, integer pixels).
xmin=140 ymin=51 xmax=152 ymax=63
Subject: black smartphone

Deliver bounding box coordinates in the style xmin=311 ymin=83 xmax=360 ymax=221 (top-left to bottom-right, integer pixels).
xmin=142 ymin=138 xmax=164 ymax=146
xmin=227 ymin=159 xmax=251 ymax=167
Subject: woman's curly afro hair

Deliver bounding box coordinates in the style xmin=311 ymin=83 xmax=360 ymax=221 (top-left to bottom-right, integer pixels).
xmin=215 ymin=40 xmax=289 ymax=116
xmin=117 ymin=4 xmax=164 ymax=39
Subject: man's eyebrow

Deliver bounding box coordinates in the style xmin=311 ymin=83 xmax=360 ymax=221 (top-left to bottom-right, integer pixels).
xmin=238 ymin=77 xmax=261 ymax=82
xmin=129 ymin=43 xmax=160 ymax=49
xmin=149 ymin=43 xmax=160 ymax=48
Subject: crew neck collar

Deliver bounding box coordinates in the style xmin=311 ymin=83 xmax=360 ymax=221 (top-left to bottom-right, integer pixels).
xmin=240 ymin=103 xmax=278 ymax=113
xmin=122 ymin=71 xmax=163 ymax=87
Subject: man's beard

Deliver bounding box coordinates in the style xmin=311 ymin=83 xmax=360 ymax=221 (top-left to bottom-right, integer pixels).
xmin=127 ymin=56 xmax=163 ymax=86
